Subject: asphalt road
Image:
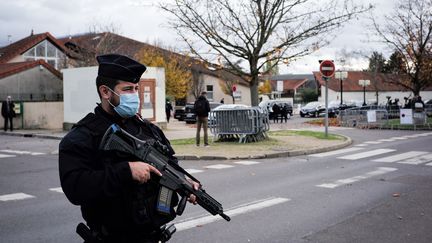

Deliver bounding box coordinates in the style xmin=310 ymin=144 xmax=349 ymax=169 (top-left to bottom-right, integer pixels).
xmin=0 ymin=127 xmax=431 ymax=243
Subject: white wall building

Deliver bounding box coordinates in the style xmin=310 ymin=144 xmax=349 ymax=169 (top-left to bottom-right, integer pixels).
xmin=62 ymin=66 xmax=166 ymax=129
xmin=314 ymin=71 xmax=432 ymax=106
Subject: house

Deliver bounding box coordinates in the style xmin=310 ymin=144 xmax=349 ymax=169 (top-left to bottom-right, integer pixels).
xmin=313 ymin=71 xmax=432 ymax=105
xmin=0 ymin=32 xmax=69 ymax=129
xmin=60 ymin=32 xmax=251 ymax=106
xmin=268 ymin=74 xmax=316 ymax=98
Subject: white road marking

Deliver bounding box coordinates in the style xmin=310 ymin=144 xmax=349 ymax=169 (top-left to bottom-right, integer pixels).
xmin=204 ymin=164 xmax=234 ymax=169
xmin=402 ymin=135 xmax=419 ymax=138
xmin=398 ymin=153 xmax=432 ymax=165
xmin=310 ymin=147 xmax=364 ymax=157
xmin=377 ymin=138 xmax=396 ymax=142
xmin=174 ymin=197 xmax=290 ymax=231
xmin=338 ymin=149 xmax=395 ymax=160
xmin=185 ymin=169 xmax=204 ymax=174
xmin=0 ymin=193 xmax=35 ymax=201
xmin=0 ymin=149 xmax=45 ymax=155
xmin=0 ymin=153 xmax=16 ymax=158
xmin=373 ymin=151 xmax=429 ymax=163
xmin=316 ymin=167 xmax=397 ymax=189
xmin=364 ymin=141 xmax=382 ymax=144
xmin=49 ymin=187 xmax=64 ymax=193
xmin=426 ymin=162 xmax=432 ymax=166
xmin=354 ymin=144 xmax=368 ymax=147
xmin=234 ymin=161 xmax=260 ymax=165
xmin=390 ymin=137 xmax=408 ymax=140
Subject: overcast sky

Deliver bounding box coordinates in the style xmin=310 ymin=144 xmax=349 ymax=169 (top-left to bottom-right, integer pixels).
xmin=0 ymin=0 xmax=397 ymax=73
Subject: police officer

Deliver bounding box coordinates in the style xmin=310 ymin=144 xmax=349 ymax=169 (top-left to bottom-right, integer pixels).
xmin=59 ymin=54 xmax=198 ymax=243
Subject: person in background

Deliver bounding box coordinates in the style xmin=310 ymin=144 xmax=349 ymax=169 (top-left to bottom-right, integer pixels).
xmin=1 ymin=95 xmax=15 ymax=131
xmin=165 ymin=100 xmax=173 ymax=123
xmin=194 ymin=91 xmax=211 ymax=147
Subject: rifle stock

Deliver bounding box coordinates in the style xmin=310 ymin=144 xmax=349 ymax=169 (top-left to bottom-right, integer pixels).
xmin=100 ymin=124 xmax=231 ymax=222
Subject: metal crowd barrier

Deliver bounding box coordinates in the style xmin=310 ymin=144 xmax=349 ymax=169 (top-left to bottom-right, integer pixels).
xmin=209 ymin=107 xmax=270 ymax=143
xmin=339 ymin=106 xmax=432 ymax=129
xmin=339 ymin=109 xmax=389 ymax=128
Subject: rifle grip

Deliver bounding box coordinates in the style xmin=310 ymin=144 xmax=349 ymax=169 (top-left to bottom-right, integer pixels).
xmin=176 ymin=196 xmax=187 ymax=215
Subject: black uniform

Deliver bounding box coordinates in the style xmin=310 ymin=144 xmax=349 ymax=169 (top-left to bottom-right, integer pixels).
xmin=59 ymin=105 xmax=178 ymax=242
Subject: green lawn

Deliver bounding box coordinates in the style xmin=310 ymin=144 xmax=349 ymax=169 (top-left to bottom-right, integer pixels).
xmin=268 ymin=130 xmax=341 ymax=140
xmin=385 ymin=117 xmax=432 ymax=125
xmin=170 ymin=130 xmax=342 ymax=145
xmin=383 ymin=116 xmax=432 ymax=129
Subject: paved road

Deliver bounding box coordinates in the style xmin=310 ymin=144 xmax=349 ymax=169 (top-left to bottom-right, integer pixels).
xmin=0 ymin=128 xmax=431 ymax=242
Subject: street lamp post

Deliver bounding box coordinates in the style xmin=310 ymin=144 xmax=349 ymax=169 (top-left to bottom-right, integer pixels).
xmin=335 ymin=71 xmax=348 ymax=105
xmin=359 ymin=79 xmax=370 ymax=106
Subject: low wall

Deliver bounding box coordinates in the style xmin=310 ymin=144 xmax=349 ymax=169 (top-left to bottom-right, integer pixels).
xmin=1 ymin=102 xmax=63 ymax=130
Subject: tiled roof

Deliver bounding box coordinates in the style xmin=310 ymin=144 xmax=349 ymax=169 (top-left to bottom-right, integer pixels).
xmin=0 ymin=32 xmax=68 ymax=64
xmin=59 ymin=32 xmax=249 ymax=85
xmin=270 ymin=74 xmax=315 ymax=81
xmin=0 ymin=60 xmax=62 ymax=79
xmin=270 ymin=79 xmax=307 ymax=91
xmin=313 ymin=71 xmax=432 ymax=92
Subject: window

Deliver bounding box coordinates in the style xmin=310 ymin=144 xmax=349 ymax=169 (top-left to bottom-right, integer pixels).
xmin=22 ymin=40 xmax=65 ymax=70
xmin=36 ymin=42 xmax=46 ymax=56
xmin=206 ymin=85 xmax=213 ymax=101
xmin=47 ymin=42 xmax=56 ymax=57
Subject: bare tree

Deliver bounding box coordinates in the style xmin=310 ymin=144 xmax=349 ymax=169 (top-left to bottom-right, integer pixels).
xmin=67 ymin=22 xmax=123 ymax=67
xmin=371 ymin=0 xmax=432 ymax=95
xmin=161 ymin=0 xmax=371 ymax=105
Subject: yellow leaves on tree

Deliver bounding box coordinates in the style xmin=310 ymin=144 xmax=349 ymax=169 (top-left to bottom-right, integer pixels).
xmin=259 ymin=80 xmax=272 ymax=94
xmin=136 ymin=47 xmax=191 ymax=100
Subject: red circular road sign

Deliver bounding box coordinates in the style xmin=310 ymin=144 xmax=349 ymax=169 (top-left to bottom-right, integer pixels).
xmin=232 ymin=85 xmax=237 ymax=92
xmin=319 ymin=60 xmax=335 ymax=78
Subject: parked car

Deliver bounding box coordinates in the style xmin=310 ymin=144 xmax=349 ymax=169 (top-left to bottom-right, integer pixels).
xmin=259 ymin=100 xmax=293 ymax=121
xmin=208 ymin=104 xmax=250 ymax=127
xmin=425 ymin=99 xmax=432 ymax=117
xmin=299 ymin=101 xmax=324 ymax=117
xmin=174 ymin=106 xmax=187 ymax=121
xmin=173 ymin=100 xmax=187 ymax=121
xmin=184 ymin=102 xmax=221 ymax=124
xmin=320 ymin=101 xmax=360 ymax=118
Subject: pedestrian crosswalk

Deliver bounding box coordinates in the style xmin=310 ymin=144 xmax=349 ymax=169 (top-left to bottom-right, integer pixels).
xmin=316 ymin=167 xmax=398 ymax=189
xmin=311 ymin=147 xmax=432 ymax=166
xmin=372 ymin=151 xmax=429 ymax=163
xmin=354 ymin=132 xmax=432 ymax=147
xmin=338 ymin=149 xmax=395 ymax=160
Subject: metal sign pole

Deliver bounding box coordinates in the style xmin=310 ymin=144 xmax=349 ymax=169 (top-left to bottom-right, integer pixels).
xmin=324 ymin=77 xmax=329 ymax=138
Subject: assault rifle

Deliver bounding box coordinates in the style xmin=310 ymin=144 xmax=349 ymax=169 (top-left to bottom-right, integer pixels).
xmin=99 ymin=124 xmax=231 ymax=222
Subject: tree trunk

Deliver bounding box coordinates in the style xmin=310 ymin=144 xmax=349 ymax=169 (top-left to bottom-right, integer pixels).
xmin=250 ymin=77 xmax=259 ymax=106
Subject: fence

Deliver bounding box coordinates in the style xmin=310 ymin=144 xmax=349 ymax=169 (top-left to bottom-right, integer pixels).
xmin=339 ymin=109 xmax=389 ymax=128
xmin=339 ymin=105 xmax=432 ymax=129
xmin=209 ymin=107 xmax=270 ymax=143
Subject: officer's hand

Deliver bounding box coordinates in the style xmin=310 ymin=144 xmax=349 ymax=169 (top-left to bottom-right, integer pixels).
xmin=187 ymin=179 xmax=200 ymax=205
xmin=128 ymin=162 xmax=162 ymax=184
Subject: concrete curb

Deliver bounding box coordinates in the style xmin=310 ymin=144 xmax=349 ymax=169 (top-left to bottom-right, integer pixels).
xmin=0 ymin=131 xmax=352 ymax=160
xmin=176 ymin=134 xmax=352 ymax=160
xmin=0 ymin=131 xmax=64 ymax=140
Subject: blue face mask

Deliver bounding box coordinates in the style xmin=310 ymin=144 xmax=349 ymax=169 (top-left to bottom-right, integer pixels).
xmin=107 ymin=88 xmax=140 ymax=118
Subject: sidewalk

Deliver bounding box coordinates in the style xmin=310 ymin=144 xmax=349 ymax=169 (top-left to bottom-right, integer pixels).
xmin=0 ymin=119 xmax=352 ymax=160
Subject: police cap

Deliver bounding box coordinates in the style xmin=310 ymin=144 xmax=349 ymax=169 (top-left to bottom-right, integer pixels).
xmin=96 ymin=54 xmax=146 ymax=83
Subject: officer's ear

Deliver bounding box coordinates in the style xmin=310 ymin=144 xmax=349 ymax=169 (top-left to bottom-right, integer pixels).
xmin=99 ymin=85 xmax=112 ymax=100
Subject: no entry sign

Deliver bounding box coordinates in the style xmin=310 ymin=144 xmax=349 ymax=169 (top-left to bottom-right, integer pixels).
xmin=319 ymin=60 xmax=335 ymax=78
